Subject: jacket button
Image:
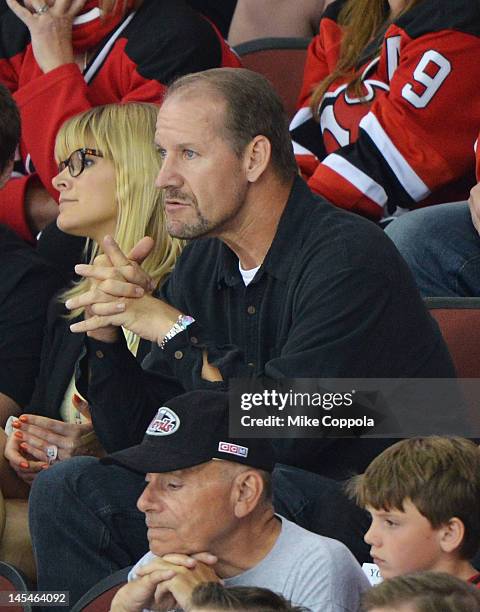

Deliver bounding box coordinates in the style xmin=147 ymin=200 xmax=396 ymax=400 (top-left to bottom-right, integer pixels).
xmin=95 ymin=350 xmax=104 ymax=359
xmin=247 ymin=305 xmax=256 ymax=315
xmin=190 ymin=336 xmax=198 ymax=344
xmin=174 ymin=350 xmax=184 ymax=360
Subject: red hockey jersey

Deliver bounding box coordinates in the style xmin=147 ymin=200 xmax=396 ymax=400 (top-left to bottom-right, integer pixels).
xmin=0 ymin=0 xmax=241 ymax=240
xmin=290 ymin=0 xmax=480 ymax=221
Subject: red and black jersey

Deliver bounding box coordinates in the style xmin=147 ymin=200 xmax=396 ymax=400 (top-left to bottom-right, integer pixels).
xmin=290 ymin=0 xmax=480 ymax=221
xmin=0 ymin=0 xmax=241 ymax=241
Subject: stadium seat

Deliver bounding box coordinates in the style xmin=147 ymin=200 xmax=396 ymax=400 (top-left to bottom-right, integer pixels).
xmin=69 ymin=567 xmax=130 ymax=612
xmin=234 ymin=37 xmax=310 ymax=119
xmin=0 ymin=561 xmax=32 ymax=612
xmin=426 ymin=297 xmax=480 ymax=378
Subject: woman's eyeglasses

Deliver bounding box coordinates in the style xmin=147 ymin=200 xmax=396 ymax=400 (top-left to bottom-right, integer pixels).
xmin=58 ymin=148 xmax=103 ymax=177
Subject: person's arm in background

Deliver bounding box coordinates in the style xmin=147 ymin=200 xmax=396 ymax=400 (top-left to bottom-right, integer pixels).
xmin=0 ymin=230 xmax=64 ymax=426
xmin=468 ymin=141 xmax=480 ymax=234
xmin=228 ymin=0 xmax=334 ymax=45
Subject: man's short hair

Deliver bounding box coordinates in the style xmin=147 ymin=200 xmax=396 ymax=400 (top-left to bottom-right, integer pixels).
xmin=164 ymin=68 xmax=298 ymax=182
xmin=190 ymin=582 xmax=309 ymax=611
xmin=0 ymin=84 xmax=20 ymax=173
xmin=361 ymin=571 xmax=480 ymax=612
xmin=347 ymin=436 xmax=480 ymax=558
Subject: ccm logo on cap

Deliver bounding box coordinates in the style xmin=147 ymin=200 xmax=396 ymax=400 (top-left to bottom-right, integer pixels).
xmin=218 ymin=442 xmax=248 ymax=458
xmin=147 ymin=407 xmax=180 ymax=436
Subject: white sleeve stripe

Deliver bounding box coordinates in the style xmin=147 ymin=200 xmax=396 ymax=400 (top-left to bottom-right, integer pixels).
xmin=322 ymin=153 xmax=388 ymax=207
xmin=289 ymin=106 xmax=313 ymax=131
xmin=292 ymin=140 xmax=316 ymax=156
xmin=359 ymin=112 xmax=430 ymax=202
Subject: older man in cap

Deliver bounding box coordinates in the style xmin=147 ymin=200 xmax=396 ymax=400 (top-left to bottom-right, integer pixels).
xmin=106 ymin=390 xmax=369 ymax=612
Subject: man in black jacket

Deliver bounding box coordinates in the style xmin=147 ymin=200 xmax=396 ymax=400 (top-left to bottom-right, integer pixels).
xmin=29 ymin=69 xmax=457 ymax=606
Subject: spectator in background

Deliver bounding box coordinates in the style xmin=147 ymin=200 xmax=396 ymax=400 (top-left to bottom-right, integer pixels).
xmin=0 ymin=84 xmax=63 ymax=426
xmin=228 ymin=0 xmax=333 ymax=45
xmin=1 ymin=102 xmax=182 ymax=491
xmin=0 ymin=0 xmax=240 ymax=247
xmin=290 ymin=0 xmax=480 ymax=224
xmin=189 ymin=583 xmax=310 ymax=612
xmin=361 ymin=572 xmax=480 ymax=612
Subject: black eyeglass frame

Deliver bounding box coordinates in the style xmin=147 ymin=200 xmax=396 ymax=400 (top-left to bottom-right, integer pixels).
xmin=58 ymin=147 xmax=104 ymax=178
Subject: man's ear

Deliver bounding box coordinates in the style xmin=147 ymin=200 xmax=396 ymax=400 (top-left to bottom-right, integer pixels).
xmin=244 ymin=135 xmax=271 ymax=183
xmin=439 ymin=517 xmax=466 ymax=554
xmin=232 ymin=469 xmax=264 ymax=518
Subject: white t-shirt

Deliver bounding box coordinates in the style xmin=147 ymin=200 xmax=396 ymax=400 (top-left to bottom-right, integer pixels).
xmin=129 ymin=516 xmax=370 ymax=611
xmin=238 ymin=262 xmax=261 ymax=286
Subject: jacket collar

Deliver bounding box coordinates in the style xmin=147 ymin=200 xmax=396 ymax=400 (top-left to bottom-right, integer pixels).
xmin=217 ymin=175 xmax=317 ymax=287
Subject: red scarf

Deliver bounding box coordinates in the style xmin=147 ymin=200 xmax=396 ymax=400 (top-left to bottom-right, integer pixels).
xmin=72 ymin=1 xmax=137 ymax=52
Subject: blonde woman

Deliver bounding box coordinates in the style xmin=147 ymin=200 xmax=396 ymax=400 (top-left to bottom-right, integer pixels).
xmin=2 ymin=102 xmax=182 ymax=493
xmin=290 ymin=0 xmax=480 ymax=223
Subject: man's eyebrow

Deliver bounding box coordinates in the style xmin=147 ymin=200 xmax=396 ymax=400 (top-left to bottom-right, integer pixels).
xmin=154 ymin=141 xmax=199 ymax=150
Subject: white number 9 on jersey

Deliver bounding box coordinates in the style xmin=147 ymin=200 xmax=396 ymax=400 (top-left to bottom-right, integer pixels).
xmin=402 ymin=49 xmax=451 ymax=108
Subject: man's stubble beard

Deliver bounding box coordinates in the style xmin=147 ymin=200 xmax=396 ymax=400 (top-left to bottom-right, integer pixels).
xmin=165 ymin=181 xmax=249 ymax=240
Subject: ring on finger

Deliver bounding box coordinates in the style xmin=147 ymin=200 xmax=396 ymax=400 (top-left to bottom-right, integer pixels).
xmin=35 ymin=4 xmax=49 ymax=14
xmin=46 ymin=444 xmax=58 ymax=464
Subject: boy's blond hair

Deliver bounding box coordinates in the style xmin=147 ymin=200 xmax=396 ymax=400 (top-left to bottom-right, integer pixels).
xmin=347 ymin=437 xmax=480 ymax=558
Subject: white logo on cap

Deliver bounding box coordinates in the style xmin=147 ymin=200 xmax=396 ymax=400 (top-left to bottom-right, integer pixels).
xmin=218 ymin=442 xmax=248 ymax=458
xmin=147 ymin=407 xmax=180 ymax=436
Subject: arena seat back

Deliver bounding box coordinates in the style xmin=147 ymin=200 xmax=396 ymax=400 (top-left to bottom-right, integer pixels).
xmin=69 ymin=567 xmax=130 ymax=612
xmin=234 ymin=37 xmax=310 ymax=119
xmin=426 ymin=297 xmax=480 ymax=378
xmin=0 ymin=561 xmax=31 ymax=612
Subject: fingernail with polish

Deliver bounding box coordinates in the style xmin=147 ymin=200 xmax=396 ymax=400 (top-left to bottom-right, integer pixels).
xmin=20 ymin=442 xmax=27 ymax=449
xmin=14 ymin=431 xmax=23 ymax=439
xmin=19 ymin=415 xmax=28 ymax=423
xmin=12 ymin=420 xmax=20 ymax=429
xmin=19 ymin=461 xmax=29 ymax=469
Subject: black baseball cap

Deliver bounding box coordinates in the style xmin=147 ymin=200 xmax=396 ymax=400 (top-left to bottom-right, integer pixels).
xmin=101 ymin=390 xmax=276 ymax=474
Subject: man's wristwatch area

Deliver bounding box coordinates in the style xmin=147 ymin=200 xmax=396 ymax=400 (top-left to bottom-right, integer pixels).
xmin=158 ymin=314 xmax=195 ymax=350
